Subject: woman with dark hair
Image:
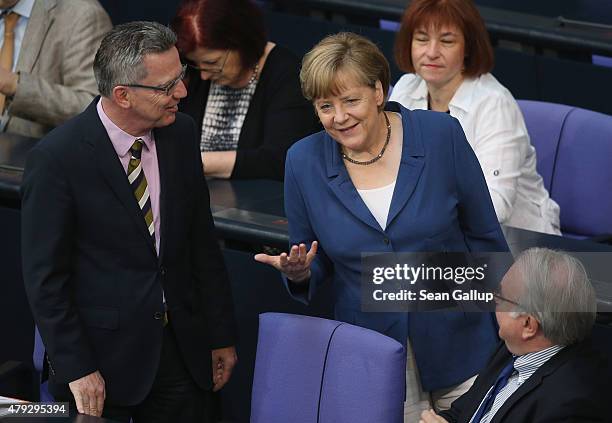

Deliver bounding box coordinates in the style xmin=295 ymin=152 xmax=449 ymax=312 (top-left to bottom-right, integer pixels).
xmin=172 ymin=0 xmax=319 ymax=180
xmin=390 ymin=0 xmax=560 ymax=235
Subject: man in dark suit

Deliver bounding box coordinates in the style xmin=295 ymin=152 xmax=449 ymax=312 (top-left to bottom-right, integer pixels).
xmin=21 ymin=21 xmax=236 ymax=422
xmin=419 ymin=248 xmax=607 ymax=423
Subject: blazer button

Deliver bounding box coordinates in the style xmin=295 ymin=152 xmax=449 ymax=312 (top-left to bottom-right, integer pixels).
xmin=383 ymin=238 xmax=390 ymax=245
xmin=160 ymin=267 xmax=167 ymax=276
xmin=154 ymin=312 xmax=164 ymax=320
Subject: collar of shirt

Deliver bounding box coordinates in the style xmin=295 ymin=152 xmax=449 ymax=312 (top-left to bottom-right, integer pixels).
xmin=2 ymin=0 xmax=35 ymax=18
xmin=96 ymin=98 xmax=155 ymax=158
xmin=448 ymin=77 xmax=478 ymax=114
xmin=407 ymin=75 xmax=475 ymax=115
xmin=513 ymin=344 xmax=564 ymax=384
xmin=407 ymin=76 xmax=429 ymax=102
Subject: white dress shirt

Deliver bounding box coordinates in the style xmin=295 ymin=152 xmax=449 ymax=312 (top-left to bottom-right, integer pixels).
xmin=0 ymin=0 xmax=34 ymax=131
xmin=470 ymin=345 xmax=564 ymax=423
xmin=390 ymin=73 xmax=560 ymax=235
xmin=0 ymin=0 xmax=35 ymax=71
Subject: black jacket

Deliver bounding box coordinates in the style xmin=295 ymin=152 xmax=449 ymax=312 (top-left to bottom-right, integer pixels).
xmin=439 ymin=340 xmax=609 ymax=422
xmin=180 ymin=45 xmax=320 ymax=180
xmin=21 ymin=98 xmax=236 ymax=405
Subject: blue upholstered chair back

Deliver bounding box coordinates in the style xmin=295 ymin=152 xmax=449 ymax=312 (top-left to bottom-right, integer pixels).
xmin=33 ymin=327 xmax=53 ymax=402
xmin=250 ymin=313 xmax=406 ymax=423
xmin=518 ymin=100 xmax=612 ymax=239
xmin=517 ymin=100 xmax=573 ymax=192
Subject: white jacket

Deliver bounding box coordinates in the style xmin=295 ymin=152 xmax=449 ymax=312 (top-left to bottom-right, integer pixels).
xmin=390 ymin=73 xmax=560 ymax=235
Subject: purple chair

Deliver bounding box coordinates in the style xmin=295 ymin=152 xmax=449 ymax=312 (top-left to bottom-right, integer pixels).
xmin=250 ymin=313 xmax=406 ymax=423
xmin=518 ymin=100 xmax=612 ymax=239
xmin=517 ymin=99 xmax=574 ymax=192
xmin=552 ymin=107 xmax=612 ymax=239
xmin=33 ymin=327 xmax=54 ymax=402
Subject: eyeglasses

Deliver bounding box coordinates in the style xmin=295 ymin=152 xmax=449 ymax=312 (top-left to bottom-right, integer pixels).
xmin=184 ymin=50 xmax=230 ymax=74
xmin=492 ymin=291 xmax=522 ymax=309
xmin=121 ymin=64 xmax=187 ymax=96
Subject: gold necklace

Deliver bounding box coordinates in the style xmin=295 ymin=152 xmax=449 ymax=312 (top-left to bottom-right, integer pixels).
xmin=342 ymin=112 xmax=391 ymax=166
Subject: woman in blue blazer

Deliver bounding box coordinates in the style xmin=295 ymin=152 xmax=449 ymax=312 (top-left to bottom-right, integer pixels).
xmin=255 ymin=33 xmax=509 ymax=418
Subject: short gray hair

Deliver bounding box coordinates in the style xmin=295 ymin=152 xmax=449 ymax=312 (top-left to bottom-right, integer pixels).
xmin=514 ymin=248 xmax=597 ymax=345
xmin=94 ymin=21 xmax=177 ymax=97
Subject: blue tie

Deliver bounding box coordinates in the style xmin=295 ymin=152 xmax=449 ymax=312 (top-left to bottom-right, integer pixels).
xmin=472 ymin=358 xmax=516 ymax=423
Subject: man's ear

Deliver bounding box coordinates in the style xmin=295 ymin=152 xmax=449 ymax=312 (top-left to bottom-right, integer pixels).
xmin=111 ymin=86 xmax=131 ymax=109
xmin=521 ymin=314 xmax=540 ymax=340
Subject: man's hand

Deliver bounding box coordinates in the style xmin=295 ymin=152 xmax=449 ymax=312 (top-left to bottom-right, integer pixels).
xmin=0 ymin=67 xmax=18 ymax=96
xmin=68 ymin=370 xmax=105 ymax=417
xmin=419 ymin=409 xmax=449 ymax=423
xmin=211 ymin=346 xmax=237 ymax=392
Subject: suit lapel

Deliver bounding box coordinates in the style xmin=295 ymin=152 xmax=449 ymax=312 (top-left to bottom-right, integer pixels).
xmin=16 ymin=0 xmax=56 ymax=73
xmin=324 ymin=104 xmax=426 ymax=232
xmin=82 ymin=100 xmax=157 ymax=258
xmin=324 ymin=133 xmax=380 ymax=231
xmin=490 ymin=345 xmax=576 ymax=423
xmin=386 ymin=103 xmax=424 ymax=227
xmin=490 ymin=372 xmax=544 ymax=423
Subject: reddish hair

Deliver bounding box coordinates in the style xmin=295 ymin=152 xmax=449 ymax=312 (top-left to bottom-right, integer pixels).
xmin=171 ymin=0 xmax=267 ymax=70
xmin=394 ymin=0 xmax=494 ymax=77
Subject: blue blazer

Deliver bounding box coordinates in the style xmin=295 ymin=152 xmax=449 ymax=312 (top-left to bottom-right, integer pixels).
xmin=284 ymin=103 xmax=509 ymax=391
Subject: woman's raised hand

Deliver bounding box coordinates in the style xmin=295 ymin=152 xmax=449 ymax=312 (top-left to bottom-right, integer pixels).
xmin=254 ymin=241 xmax=318 ymax=282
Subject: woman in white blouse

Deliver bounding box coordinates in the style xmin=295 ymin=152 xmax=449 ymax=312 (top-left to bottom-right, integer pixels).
xmin=389 ymin=0 xmax=560 ymax=235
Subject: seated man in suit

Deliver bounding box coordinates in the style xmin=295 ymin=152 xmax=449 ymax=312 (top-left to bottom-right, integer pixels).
xmin=420 ymin=247 xmax=607 ymax=423
xmin=22 ymin=21 xmax=236 ymax=422
xmin=0 ymin=0 xmax=112 ymax=138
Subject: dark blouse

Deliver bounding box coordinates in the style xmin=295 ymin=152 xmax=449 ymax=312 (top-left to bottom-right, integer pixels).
xmin=179 ymin=45 xmax=321 ymax=180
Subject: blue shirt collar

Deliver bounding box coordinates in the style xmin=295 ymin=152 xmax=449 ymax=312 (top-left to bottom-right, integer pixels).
xmin=3 ymin=0 xmax=35 ymax=18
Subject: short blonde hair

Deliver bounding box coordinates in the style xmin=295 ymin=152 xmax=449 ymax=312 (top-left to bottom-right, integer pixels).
xmin=300 ymin=32 xmax=390 ymax=109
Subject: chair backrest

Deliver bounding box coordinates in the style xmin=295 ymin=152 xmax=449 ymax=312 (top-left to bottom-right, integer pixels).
xmin=250 ymin=313 xmax=405 ymax=423
xmin=33 ymin=327 xmax=53 ymax=402
xmin=518 ymin=100 xmax=612 ymax=238
xmin=551 ymin=107 xmax=612 ymax=238
xmin=33 ymin=327 xmax=44 ymax=374
xmin=517 ymin=99 xmax=574 ymax=192
xmin=263 ymin=10 xmax=403 ymax=83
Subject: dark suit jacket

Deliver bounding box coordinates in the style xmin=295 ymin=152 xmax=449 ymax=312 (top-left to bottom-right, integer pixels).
xmin=284 ymin=102 xmax=509 ymax=391
xmin=439 ymin=340 xmax=609 ymax=422
xmin=179 ymin=45 xmax=320 ymax=180
xmin=21 ymin=98 xmax=236 ymax=405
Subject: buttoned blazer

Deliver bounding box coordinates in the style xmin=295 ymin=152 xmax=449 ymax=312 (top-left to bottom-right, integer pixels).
xmin=21 ymin=98 xmax=236 ymax=405
xmin=7 ymin=0 xmax=112 ymax=138
xmin=439 ymin=341 xmax=609 ymax=422
xmin=284 ymin=102 xmax=509 ymax=391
